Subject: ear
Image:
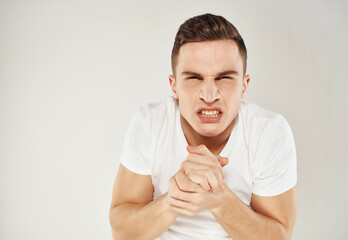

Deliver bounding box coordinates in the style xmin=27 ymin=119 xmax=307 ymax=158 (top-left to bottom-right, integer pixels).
xmin=169 ymin=75 xmax=178 ymax=100
xmin=241 ymin=74 xmax=250 ymax=99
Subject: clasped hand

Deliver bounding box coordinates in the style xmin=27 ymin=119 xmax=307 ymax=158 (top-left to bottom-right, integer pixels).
xmin=167 ymin=145 xmax=229 ymax=216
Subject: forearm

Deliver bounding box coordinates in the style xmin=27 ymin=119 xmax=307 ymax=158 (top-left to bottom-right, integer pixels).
xmin=109 ymin=193 xmax=178 ymax=240
xmin=211 ymin=188 xmax=290 ymax=240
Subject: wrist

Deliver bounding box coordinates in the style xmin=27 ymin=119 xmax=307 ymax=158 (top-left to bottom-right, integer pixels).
xmin=210 ymin=184 xmax=237 ymax=216
xmin=162 ymin=193 xmax=180 ymax=218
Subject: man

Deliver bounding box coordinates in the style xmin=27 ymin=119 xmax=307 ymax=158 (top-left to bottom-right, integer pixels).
xmin=109 ymin=13 xmax=297 ymax=240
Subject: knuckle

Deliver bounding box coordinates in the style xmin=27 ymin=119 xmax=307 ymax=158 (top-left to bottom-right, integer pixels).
xmin=202 ymin=171 xmax=209 ymax=179
xmin=205 ymin=168 xmax=214 ymax=178
xmin=174 ymin=172 xmax=181 ymax=181
xmin=198 ymin=144 xmax=206 ymax=151
xmin=213 ymin=160 xmax=221 ymax=167
xmin=211 ymin=182 xmax=218 ymax=189
xmin=209 ymin=165 xmax=217 ymax=171
xmin=203 ymin=169 xmax=210 ymax=176
xmin=169 ymin=179 xmax=175 ymax=189
xmin=187 ymin=174 xmax=196 ymax=184
xmin=180 ymin=161 xmax=187 ymax=170
xmin=198 ymin=180 xmax=206 ymax=188
xmin=198 ymin=178 xmax=205 ymax=185
xmin=211 ymin=166 xmax=221 ymax=176
xmin=172 ymin=188 xmax=181 ymax=197
xmin=206 ymin=156 xmax=216 ymax=165
xmin=179 ymin=181 xmax=189 ymax=191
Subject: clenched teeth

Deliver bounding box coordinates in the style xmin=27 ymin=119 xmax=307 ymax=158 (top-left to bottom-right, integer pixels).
xmin=200 ymin=110 xmax=220 ymax=117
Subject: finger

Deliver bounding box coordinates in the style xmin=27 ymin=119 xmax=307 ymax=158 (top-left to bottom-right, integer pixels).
xmin=187 ymin=145 xmax=216 ymax=160
xmin=169 ymin=175 xmax=193 ymax=201
xmin=186 ymin=172 xmax=211 ymax=191
xmin=210 ymin=166 xmax=224 ymax=190
xmin=181 ymin=160 xmax=211 ymax=171
xmin=186 ymin=152 xmax=220 ymax=167
xmin=186 ymin=167 xmax=223 ymax=192
xmin=181 ymin=160 xmax=217 ymax=173
xmin=201 ymin=168 xmax=219 ymax=193
xmin=168 ymin=204 xmax=196 ymax=217
xmin=218 ymin=156 xmax=229 ymax=167
xmin=185 ymin=155 xmax=225 ymax=180
xmin=168 ymin=194 xmax=193 ymax=209
xmin=180 ymin=166 xmax=218 ymax=192
xmin=175 ymin=170 xmax=204 ymax=193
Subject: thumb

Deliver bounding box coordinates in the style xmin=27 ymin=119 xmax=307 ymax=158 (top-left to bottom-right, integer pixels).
xmin=218 ymin=156 xmax=229 ymax=167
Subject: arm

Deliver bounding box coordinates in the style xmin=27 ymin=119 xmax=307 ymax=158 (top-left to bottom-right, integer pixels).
xmin=169 ymin=145 xmax=297 ymax=239
xmin=109 ymin=164 xmax=178 ymax=240
xmin=211 ymin=186 xmax=297 ymax=240
xmin=169 ymin=170 xmax=297 ymax=239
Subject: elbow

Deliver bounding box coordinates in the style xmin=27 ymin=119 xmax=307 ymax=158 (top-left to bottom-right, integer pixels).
xmin=110 ymin=229 xmax=130 ymax=240
xmin=263 ymin=218 xmax=295 ymax=240
xmin=274 ymin=221 xmax=295 ymax=240
xmin=109 ymin=206 xmax=126 ymax=240
xmin=280 ymin=213 xmax=297 ymax=240
xmin=109 ymin=206 xmax=142 ymax=240
xmin=109 ymin=205 xmax=118 ymax=230
xmin=283 ymin=224 xmax=295 ymax=240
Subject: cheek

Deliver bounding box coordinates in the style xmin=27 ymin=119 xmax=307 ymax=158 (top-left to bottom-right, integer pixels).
xmin=177 ymin=83 xmax=200 ymax=98
xmin=219 ymin=83 xmax=243 ymax=97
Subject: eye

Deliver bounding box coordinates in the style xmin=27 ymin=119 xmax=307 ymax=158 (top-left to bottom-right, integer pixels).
xmin=216 ymin=76 xmax=233 ymax=80
xmin=186 ymin=76 xmax=202 ymax=80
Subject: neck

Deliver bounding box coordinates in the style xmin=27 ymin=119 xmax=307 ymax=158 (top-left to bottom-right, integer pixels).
xmin=180 ymin=116 xmax=235 ymax=155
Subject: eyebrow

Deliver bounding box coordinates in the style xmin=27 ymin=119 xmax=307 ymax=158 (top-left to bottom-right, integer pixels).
xmin=181 ymin=70 xmax=239 ymax=78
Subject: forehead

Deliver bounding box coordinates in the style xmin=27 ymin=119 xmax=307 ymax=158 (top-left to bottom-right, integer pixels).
xmin=176 ymin=40 xmax=243 ymax=75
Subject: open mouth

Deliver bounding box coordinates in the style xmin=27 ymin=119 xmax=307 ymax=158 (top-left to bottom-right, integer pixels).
xmin=199 ymin=110 xmax=221 ymax=118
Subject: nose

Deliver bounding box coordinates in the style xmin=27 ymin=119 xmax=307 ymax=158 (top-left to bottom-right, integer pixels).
xmin=199 ymin=79 xmax=220 ymax=104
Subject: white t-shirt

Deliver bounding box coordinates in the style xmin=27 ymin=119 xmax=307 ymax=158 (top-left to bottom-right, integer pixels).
xmin=120 ymin=96 xmax=297 ymax=240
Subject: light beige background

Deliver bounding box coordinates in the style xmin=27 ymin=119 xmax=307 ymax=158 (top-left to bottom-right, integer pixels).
xmin=1 ymin=0 xmax=347 ymax=239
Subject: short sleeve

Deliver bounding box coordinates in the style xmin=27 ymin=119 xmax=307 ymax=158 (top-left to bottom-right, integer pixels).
xmin=119 ymin=108 xmax=152 ymax=175
xmin=252 ymin=115 xmax=297 ymax=196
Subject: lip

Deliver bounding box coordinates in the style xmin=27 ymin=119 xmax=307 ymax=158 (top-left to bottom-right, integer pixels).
xmin=196 ymin=106 xmax=224 ymax=123
xmin=196 ymin=106 xmax=224 ymax=114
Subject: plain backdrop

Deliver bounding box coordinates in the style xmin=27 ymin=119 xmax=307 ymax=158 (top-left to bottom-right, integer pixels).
xmin=1 ymin=0 xmax=347 ymax=239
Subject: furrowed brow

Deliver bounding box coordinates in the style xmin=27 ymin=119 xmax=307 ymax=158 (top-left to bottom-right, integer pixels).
xmin=216 ymin=70 xmax=239 ymax=77
xmin=181 ymin=71 xmax=203 ymax=78
xmin=181 ymin=70 xmax=239 ymax=78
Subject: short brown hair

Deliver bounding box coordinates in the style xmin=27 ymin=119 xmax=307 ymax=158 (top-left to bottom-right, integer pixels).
xmin=171 ymin=13 xmax=247 ymax=76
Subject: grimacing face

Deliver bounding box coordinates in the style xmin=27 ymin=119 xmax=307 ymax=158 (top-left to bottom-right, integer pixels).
xmin=169 ymin=39 xmax=250 ymax=138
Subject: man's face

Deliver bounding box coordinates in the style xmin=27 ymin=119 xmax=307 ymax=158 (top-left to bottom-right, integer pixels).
xmin=169 ymin=40 xmax=250 ymax=137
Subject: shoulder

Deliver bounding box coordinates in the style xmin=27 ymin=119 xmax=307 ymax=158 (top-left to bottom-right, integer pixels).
xmin=240 ymin=100 xmax=291 ymax=134
xmin=239 ymin=100 xmax=294 ymax=152
xmin=129 ymin=96 xmax=177 ymax=145
xmin=134 ymin=96 xmax=176 ymax=125
xmin=120 ymin=96 xmax=177 ymax=172
xmin=243 ymin=102 xmax=297 ymax=196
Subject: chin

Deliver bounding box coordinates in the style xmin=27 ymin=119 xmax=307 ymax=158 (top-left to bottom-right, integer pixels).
xmin=197 ymin=127 xmax=222 ymax=138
